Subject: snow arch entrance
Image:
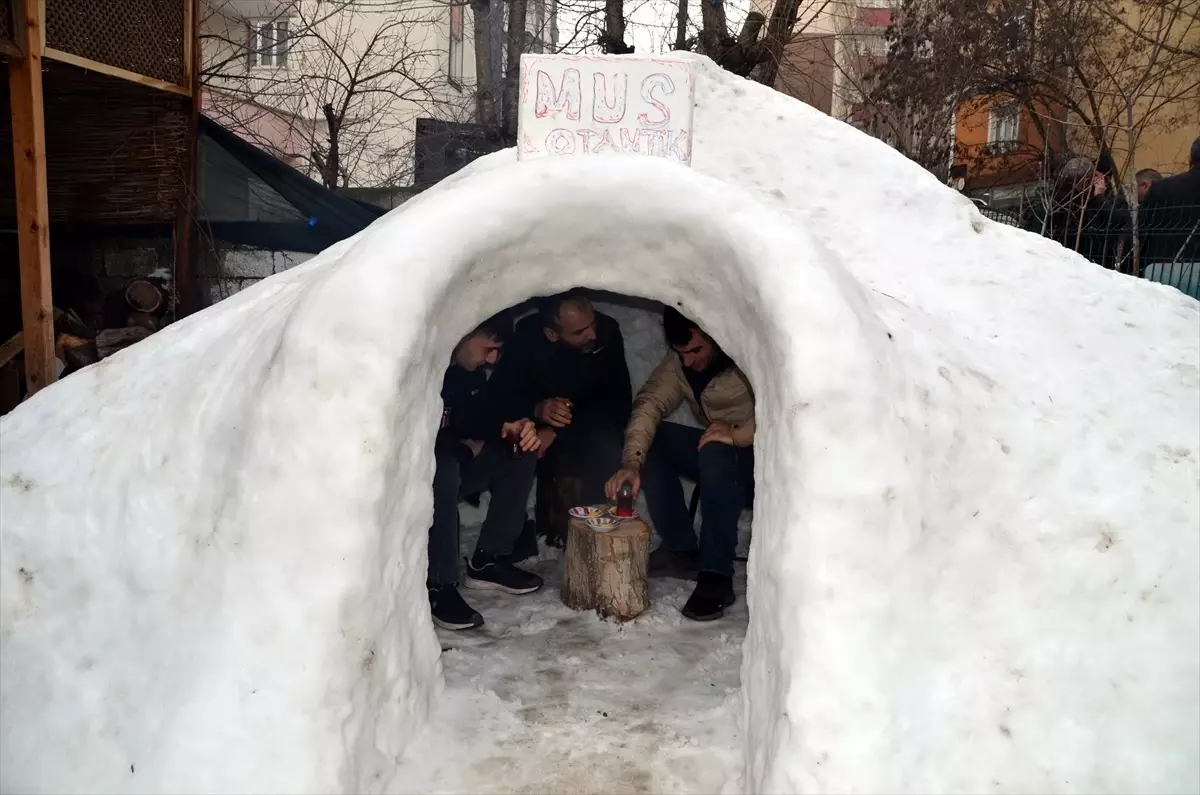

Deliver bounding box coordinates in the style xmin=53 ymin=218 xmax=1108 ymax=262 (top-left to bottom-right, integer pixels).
xmin=5 ymin=54 xmax=1199 ymax=795
xmin=241 ymin=156 xmax=908 ymax=791
xmin=1 ymin=155 xmax=911 ymax=794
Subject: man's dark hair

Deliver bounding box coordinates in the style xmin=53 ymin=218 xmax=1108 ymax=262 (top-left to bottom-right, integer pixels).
xmin=471 ymin=309 xmax=510 ymax=342
xmin=1136 ymin=168 xmax=1163 ymax=183
xmin=536 ymin=290 xmax=590 ymax=330
xmin=1190 ymin=136 xmax=1200 ymax=168
xmin=663 ymin=306 xmax=698 ymax=347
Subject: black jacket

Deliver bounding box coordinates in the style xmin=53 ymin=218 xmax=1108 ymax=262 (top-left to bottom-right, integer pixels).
xmin=491 ymin=311 xmax=633 ymax=429
xmin=1140 ymin=166 xmax=1200 ymax=265
xmin=437 ymin=365 xmax=510 ymax=454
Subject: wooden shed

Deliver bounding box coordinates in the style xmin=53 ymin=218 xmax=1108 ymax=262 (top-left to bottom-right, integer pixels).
xmin=0 ymin=0 xmax=199 ymax=399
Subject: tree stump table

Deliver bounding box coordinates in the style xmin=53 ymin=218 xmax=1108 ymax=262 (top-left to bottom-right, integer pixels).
xmin=562 ymin=516 xmax=650 ymax=621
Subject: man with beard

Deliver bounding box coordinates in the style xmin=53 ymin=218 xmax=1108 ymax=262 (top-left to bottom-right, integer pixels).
xmin=491 ymin=291 xmax=633 ymax=547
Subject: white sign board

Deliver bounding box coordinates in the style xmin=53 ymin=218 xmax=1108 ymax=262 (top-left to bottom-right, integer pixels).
xmin=517 ymin=54 xmax=695 ymax=166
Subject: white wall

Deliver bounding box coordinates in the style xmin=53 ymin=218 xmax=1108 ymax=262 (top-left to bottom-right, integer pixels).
xmin=202 ymin=0 xmax=478 ymax=186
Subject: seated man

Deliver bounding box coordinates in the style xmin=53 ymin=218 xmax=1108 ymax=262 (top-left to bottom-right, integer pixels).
xmin=605 ymin=307 xmax=755 ymax=621
xmin=429 ymin=312 xmax=543 ymax=631
xmin=491 ymin=291 xmax=633 ymax=545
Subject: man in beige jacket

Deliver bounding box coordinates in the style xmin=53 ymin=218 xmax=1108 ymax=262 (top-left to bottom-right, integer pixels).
xmin=605 ymin=307 xmax=754 ymax=621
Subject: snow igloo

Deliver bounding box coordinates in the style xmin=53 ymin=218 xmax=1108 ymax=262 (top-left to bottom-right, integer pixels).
xmin=2 ymin=53 xmax=1198 ymax=794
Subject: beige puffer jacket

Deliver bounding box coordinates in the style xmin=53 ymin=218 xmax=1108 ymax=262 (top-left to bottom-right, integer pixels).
xmin=620 ymin=353 xmax=756 ymax=471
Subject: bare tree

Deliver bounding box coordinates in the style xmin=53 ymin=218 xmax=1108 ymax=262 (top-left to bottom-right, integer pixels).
xmin=869 ymin=0 xmax=1199 ymax=269
xmin=202 ymin=0 xmax=472 ymax=188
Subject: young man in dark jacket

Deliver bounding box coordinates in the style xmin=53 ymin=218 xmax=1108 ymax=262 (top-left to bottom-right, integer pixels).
xmin=429 ymin=313 xmax=543 ymax=631
xmin=489 ymin=291 xmax=633 ymax=544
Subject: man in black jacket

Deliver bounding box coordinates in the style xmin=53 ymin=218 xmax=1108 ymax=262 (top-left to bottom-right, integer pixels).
xmin=490 ymin=291 xmax=633 ymax=544
xmin=429 ymin=313 xmax=543 ymax=631
xmin=1141 ymin=137 xmax=1200 ymax=268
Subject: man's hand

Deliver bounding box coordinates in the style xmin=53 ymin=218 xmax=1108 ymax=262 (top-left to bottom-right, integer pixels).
xmin=501 ymin=419 xmax=541 ymax=453
xmin=535 ymin=427 xmax=557 ymax=459
xmin=698 ymin=420 xmax=734 ymax=448
xmin=463 ymin=439 xmax=485 ymax=457
xmin=1091 ymin=172 xmax=1106 ymax=197
xmin=535 ymin=397 xmax=573 ymax=428
xmin=604 ymin=467 xmax=641 ymax=500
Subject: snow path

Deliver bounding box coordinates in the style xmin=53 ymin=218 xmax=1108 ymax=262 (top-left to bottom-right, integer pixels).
xmin=391 ymin=505 xmax=750 ymax=794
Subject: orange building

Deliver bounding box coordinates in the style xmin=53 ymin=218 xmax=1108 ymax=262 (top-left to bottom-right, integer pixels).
xmin=950 ymin=94 xmax=1067 ymax=211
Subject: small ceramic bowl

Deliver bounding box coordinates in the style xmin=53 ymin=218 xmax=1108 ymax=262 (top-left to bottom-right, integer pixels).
xmin=569 ymin=506 xmax=604 ymax=519
xmin=586 ymin=517 xmax=620 ymax=532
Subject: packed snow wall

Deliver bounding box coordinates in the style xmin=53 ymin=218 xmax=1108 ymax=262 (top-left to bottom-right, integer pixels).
xmin=2 ymin=54 xmax=1198 ymax=794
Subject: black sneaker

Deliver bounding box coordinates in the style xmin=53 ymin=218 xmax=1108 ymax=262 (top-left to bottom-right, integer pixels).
xmin=681 ymin=572 xmax=736 ymax=621
xmin=648 ymin=546 xmax=701 ymax=580
xmin=464 ymin=552 xmax=544 ymax=594
xmin=428 ymin=584 xmax=484 ymax=631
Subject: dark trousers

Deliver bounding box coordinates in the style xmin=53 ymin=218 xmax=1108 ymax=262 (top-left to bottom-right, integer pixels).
xmin=641 ymin=422 xmax=753 ymax=578
xmin=540 ymin=418 xmax=625 ymax=505
xmin=428 ymin=440 xmax=537 ymax=586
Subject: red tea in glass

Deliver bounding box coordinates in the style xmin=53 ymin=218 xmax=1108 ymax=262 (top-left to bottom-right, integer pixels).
xmin=615 ymin=482 xmax=634 ymax=517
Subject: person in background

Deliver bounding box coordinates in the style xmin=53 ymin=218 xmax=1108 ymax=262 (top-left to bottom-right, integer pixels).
xmin=428 ymin=312 xmax=543 ymax=631
xmin=1027 ymin=155 xmax=1130 ymax=270
xmin=1135 ymin=168 xmax=1163 ymax=202
xmin=1140 ymin=136 xmax=1200 ymax=268
xmin=491 ymin=290 xmax=633 ymax=546
xmin=605 ymin=307 xmax=755 ymax=622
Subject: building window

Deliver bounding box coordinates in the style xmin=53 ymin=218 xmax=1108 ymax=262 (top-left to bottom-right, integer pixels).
xmin=449 ymin=3 xmax=465 ymax=88
xmin=988 ymin=101 xmax=1020 ymax=154
xmin=248 ymin=18 xmax=290 ymax=69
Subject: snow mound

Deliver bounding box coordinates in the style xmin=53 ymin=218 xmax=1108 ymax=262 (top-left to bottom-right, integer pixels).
xmin=2 ymin=54 xmax=1198 ymax=793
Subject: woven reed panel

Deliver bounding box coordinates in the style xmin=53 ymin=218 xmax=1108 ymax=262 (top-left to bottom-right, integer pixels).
xmin=0 ymin=0 xmax=11 ymax=47
xmin=46 ymin=0 xmax=185 ymax=86
xmin=0 ymin=62 xmax=188 ymax=224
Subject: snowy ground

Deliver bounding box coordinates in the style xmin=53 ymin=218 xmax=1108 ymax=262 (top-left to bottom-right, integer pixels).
xmin=391 ymin=498 xmax=752 ymax=795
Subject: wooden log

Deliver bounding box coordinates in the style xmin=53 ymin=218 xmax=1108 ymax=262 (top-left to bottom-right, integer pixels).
xmin=562 ymin=516 xmax=650 ymax=621
xmin=9 ymin=0 xmax=55 ymax=396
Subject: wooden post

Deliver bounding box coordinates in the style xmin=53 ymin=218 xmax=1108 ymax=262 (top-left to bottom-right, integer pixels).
xmin=173 ymin=0 xmax=200 ymax=318
xmin=562 ymin=516 xmax=650 ymax=621
xmin=8 ymin=0 xmax=54 ymax=395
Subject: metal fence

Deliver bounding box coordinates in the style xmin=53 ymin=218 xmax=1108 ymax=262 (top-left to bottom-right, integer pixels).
xmin=979 ymin=202 xmax=1199 ymax=300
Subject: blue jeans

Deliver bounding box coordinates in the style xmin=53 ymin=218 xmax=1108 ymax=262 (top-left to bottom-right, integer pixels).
xmin=641 ymin=422 xmax=753 ymax=578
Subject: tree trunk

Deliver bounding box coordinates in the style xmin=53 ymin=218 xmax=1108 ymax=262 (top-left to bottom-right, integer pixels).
xmin=502 ymin=0 xmax=528 ymax=140
xmin=472 ymin=0 xmax=501 ymax=133
xmin=698 ymin=0 xmax=729 ymax=55
xmin=754 ymin=0 xmax=800 ymax=86
xmin=1125 ymin=99 xmax=1140 ymax=277
xmin=601 ymin=0 xmax=634 ymax=53
xmin=562 ymin=516 xmax=649 ymax=621
xmin=321 ymin=102 xmax=340 ymax=189
xmin=675 ymin=0 xmax=688 ymax=51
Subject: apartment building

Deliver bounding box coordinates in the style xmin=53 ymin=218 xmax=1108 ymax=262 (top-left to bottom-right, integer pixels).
xmin=200 ymin=0 xmax=479 ymax=188
xmin=757 ymin=0 xmax=894 ymax=127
